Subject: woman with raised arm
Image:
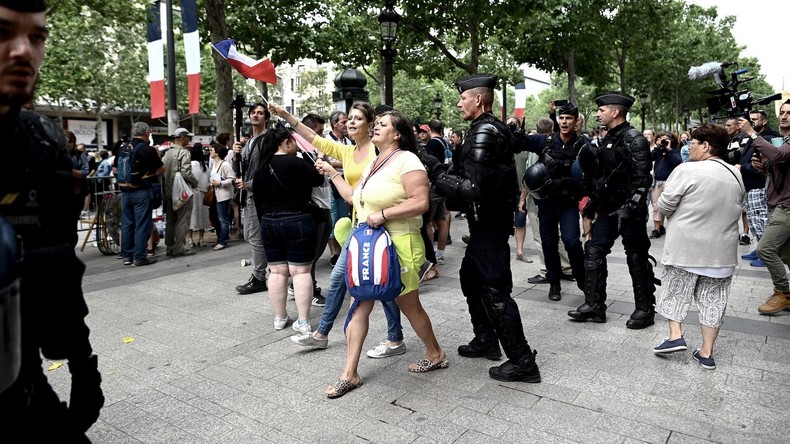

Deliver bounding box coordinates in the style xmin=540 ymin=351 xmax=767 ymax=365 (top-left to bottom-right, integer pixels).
xmin=314 ymin=110 xmax=447 ymax=398
xmin=268 ymin=102 xmax=407 ymax=359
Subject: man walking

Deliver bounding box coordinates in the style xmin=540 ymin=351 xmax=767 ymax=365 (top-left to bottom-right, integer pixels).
xmin=570 ymin=92 xmax=657 ymax=329
xmin=436 ymin=74 xmax=541 ymax=383
xmin=163 ymin=128 xmax=198 ymax=257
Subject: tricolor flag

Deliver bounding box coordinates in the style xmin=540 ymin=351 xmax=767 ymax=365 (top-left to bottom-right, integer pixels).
xmin=514 ymin=83 xmax=527 ymax=119
xmin=147 ymin=4 xmax=165 ymax=119
xmin=211 ymin=39 xmax=277 ymax=84
xmin=180 ymin=0 xmax=201 ymax=115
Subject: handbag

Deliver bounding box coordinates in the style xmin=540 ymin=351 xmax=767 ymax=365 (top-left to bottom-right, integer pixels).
xmin=202 ymin=186 xmax=215 ymax=206
xmin=172 ymin=171 xmax=193 ymax=210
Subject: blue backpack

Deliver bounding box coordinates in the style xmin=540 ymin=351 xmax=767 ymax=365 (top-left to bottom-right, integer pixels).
xmin=115 ymin=142 xmax=144 ymax=189
xmin=343 ymin=223 xmax=403 ymax=332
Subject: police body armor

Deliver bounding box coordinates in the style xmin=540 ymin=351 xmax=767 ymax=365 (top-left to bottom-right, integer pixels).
xmin=524 ymin=134 xmax=584 ymax=201
xmin=0 ymin=217 xmax=21 ymax=393
xmin=587 ymin=127 xmax=645 ymax=213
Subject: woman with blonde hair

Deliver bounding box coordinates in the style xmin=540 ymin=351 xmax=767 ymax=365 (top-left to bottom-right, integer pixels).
xmin=314 ymin=110 xmax=447 ymax=398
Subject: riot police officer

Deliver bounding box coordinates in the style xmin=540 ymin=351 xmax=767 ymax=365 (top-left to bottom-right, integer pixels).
xmin=570 ymin=92 xmax=657 ymax=329
xmin=514 ymin=102 xmax=587 ymax=301
xmin=0 ymin=1 xmax=104 ymax=441
xmin=436 ymin=74 xmax=540 ymax=383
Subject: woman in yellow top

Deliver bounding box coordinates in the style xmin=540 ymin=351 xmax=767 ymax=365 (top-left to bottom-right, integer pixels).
xmin=268 ymin=102 xmax=406 ymax=360
xmin=315 ymin=110 xmax=447 ymax=398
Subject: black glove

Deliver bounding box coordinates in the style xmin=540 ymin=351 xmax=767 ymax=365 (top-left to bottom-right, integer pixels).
xmin=582 ymin=197 xmax=599 ymax=220
xmin=609 ymin=206 xmax=632 ymax=231
xmin=68 ymin=354 xmax=105 ymax=432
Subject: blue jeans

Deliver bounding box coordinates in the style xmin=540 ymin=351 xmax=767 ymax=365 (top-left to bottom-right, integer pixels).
xmin=536 ymin=199 xmax=585 ymax=285
xmin=317 ymin=236 xmax=403 ymax=342
xmin=216 ymin=200 xmax=230 ymax=246
xmin=121 ymin=189 xmax=153 ymax=261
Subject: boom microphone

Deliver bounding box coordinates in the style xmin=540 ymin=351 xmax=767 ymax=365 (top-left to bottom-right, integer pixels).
xmin=688 ymin=61 xmax=724 ymax=82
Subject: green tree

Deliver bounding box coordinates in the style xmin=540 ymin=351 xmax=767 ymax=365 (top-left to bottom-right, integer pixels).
xmin=296 ymin=68 xmax=334 ymax=116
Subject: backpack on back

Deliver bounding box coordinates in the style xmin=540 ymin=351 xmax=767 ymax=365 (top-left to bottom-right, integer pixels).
xmin=343 ymin=222 xmax=403 ymax=332
xmin=115 ymin=142 xmax=143 ymax=189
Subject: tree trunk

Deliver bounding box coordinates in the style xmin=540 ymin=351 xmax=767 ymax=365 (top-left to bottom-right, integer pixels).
xmin=564 ymin=50 xmax=577 ymax=104
xmin=204 ymin=0 xmax=233 ymax=136
xmin=95 ymin=106 xmax=104 ymax=150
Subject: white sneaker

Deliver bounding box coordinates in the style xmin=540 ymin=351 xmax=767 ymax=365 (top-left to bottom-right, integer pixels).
xmin=292 ymin=319 xmax=311 ymax=335
xmin=186 ymin=239 xmax=195 ymax=249
xmin=366 ymin=340 xmax=407 ymax=358
xmin=436 ymin=256 xmax=445 ymax=265
xmin=287 ymin=283 xmax=295 ymax=299
xmin=273 ymin=315 xmax=290 ymax=330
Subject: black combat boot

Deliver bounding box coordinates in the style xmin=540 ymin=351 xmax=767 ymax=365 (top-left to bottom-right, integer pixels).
xmin=488 ymin=350 xmax=541 ymax=383
xmin=626 ymin=308 xmax=655 ymax=329
xmin=548 ymin=283 xmax=561 ymax=301
xmin=567 ymin=302 xmax=607 ymax=323
xmin=458 ymin=333 xmax=502 ymax=360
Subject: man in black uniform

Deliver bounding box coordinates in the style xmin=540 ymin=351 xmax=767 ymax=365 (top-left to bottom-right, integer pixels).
xmin=0 ymin=1 xmax=104 ymax=441
xmin=570 ymin=92 xmax=657 ymax=329
xmin=436 ymin=74 xmax=540 ymax=383
xmin=514 ymin=102 xmax=587 ymax=301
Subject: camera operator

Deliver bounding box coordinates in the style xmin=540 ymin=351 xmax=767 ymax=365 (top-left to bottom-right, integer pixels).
xmin=739 ymin=101 xmax=790 ymax=314
xmin=649 ymin=133 xmax=682 ymax=239
xmin=735 ymin=113 xmax=772 ymax=263
xmin=512 ymin=102 xmax=587 ymax=302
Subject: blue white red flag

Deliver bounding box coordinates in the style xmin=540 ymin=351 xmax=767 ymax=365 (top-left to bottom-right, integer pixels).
xmin=180 ymin=0 xmax=201 ymax=115
xmin=211 ymin=39 xmax=277 ymax=84
xmin=146 ymin=4 xmax=165 ymax=118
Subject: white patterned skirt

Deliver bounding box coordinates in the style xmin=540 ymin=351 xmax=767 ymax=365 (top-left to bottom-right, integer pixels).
xmin=656 ymin=265 xmax=731 ymax=328
xmin=189 ymin=189 xmax=211 ymax=230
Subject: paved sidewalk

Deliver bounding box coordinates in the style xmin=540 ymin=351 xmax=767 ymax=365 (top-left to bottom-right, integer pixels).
xmin=49 ymin=219 xmax=790 ymax=443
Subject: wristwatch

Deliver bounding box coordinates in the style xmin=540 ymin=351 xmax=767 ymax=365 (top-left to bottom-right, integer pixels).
xmin=750 ymin=133 xmax=758 ymax=141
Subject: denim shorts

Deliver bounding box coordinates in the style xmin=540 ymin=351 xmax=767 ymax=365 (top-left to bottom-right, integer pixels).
xmin=260 ymin=212 xmax=317 ymax=265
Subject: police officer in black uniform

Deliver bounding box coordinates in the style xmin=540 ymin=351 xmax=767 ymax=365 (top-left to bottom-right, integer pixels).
xmin=0 ymin=1 xmax=104 ymax=441
xmin=514 ymin=102 xmax=587 ymax=301
xmin=570 ymin=92 xmax=657 ymax=329
xmin=436 ymin=74 xmax=540 ymax=383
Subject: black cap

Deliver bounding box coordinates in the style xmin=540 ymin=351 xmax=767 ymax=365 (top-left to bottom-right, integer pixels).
xmin=595 ymin=92 xmax=635 ymax=109
xmin=0 ymin=0 xmax=46 ymax=12
xmin=558 ymin=102 xmax=579 ymax=117
xmin=455 ymin=74 xmax=498 ymax=93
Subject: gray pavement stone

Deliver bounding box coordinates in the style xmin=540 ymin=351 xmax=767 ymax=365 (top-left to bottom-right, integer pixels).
xmin=52 ymin=216 xmax=790 ymax=443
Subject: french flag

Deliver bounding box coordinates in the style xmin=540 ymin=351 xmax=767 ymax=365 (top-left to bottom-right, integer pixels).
xmin=180 ymin=0 xmax=200 ymax=115
xmin=211 ymin=39 xmax=277 ymax=85
xmin=146 ymin=4 xmax=165 ymax=119
xmin=514 ymin=83 xmax=527 ymax=119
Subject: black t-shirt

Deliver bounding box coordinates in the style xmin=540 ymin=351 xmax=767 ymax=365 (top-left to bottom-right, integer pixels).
xmin=252 ymin=154 xmax=325 ymax=215
xmin=426 ymin=137 xmax=447 ymax=164
xmin=113 ymin=138 xmax=163 ymax=188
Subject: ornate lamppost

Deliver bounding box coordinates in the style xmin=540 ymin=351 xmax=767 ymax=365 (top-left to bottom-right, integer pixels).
xmin=378 ymin=1 xmax=400 ymax=106
xmin=433 ymin=93 xmax=442 ymax=119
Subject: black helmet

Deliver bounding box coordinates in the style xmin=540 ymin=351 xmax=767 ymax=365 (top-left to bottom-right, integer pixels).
xmin=523 ymin=162 xmax=552 ymax=200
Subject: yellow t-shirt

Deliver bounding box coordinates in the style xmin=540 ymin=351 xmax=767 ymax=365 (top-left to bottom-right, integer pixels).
xmin=352 ymin=151 xmax=425 ymax=237
xmin=311 ymin=136 xmax=376 ymax=188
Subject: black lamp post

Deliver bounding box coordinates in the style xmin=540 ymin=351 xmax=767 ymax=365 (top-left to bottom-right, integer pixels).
xmin=639 ymin=92 xmax=650 ymax=133
xmin=433 ymin=93 xmax=442 ymax=119
xmin=378 ymin=0 xmax=400 ymax=107
xmin=682 ymin=107 xmax=690 ymax=130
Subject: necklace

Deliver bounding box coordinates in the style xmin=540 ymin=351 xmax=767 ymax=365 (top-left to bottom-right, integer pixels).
xmin=359 ymin=149 xmax=400 ymax=208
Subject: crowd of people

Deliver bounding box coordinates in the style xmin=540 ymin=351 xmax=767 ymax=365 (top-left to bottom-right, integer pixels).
xmin=3 ymin=2 xmax=790 ymax=438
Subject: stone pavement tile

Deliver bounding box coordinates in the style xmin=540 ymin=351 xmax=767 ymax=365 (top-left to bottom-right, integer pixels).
xmin=396 ymin=412 xmax=468 ymax=443
xmin=351 ymin=418 xmax=419 ymax=443
xmin=220 ymin=411 xmax=294 ymax=442
xmin=87 ymin=422 xmax=145 ymax=444
xmin=488 ymin=403 xmax=558 ymax=432
xmin=666 ymin=431 xmax=717 ymax=443
xmin=634 ymin=409 xmax=713 ymax=441
xmin=499 ymin=423 xmax=574 ymax=444
xmin=531 ymin=397 xmax=602 ymax=427
xmin=708 ymin=426 xmax=784 ymax=444
xmin=594 ymin=414 xmax=671 ymax=443
xmin=97 ymin=399 xmax=201 ymax=443
xmin=445 ymin=405 xmax=515 ymax=438
xmin=731 ymin=355 xmax=790 ymax=375
xmin=474 ymin=383 xmax=541 ymax=411
xmin=452 ymin=429 xmax=503 ymax=444
xmin=549 ymin=419 xmax=627 ymax=444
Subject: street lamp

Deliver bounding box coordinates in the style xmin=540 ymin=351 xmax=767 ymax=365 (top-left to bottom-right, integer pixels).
xmin=433 ymin=93 xmax=442 ymax=120
xmin=682 ymin=107 xmax=690 ymax=130
xmin=378 ymin=0 xmax=400 ymax=106
xmin=639 ymin=92 xmax=650 ymax=133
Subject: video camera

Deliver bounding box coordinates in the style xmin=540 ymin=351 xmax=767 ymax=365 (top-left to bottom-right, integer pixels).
xmin=688 ymin=61 xmax=782 ymax=119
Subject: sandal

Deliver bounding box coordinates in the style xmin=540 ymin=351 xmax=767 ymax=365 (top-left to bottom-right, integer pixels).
xmin=326 ymin=378 xmax=363 ymax=399
xmin=408 ymin=358 xmax=449 ymax=373
xmin=423 ymin=268 xmax=439 ymax=281
xmin=516 ymin=253 xmax=533 ymax=263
